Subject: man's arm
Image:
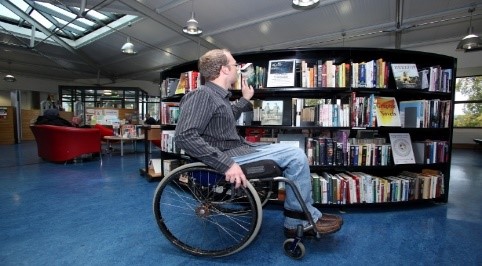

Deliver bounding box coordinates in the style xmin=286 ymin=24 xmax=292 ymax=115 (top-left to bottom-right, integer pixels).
xmin=231 ymin=78 xmax=255 ymax=119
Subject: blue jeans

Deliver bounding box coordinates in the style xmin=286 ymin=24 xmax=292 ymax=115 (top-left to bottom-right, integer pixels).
xmin=232 ymin=143 xmax=322 ymax=229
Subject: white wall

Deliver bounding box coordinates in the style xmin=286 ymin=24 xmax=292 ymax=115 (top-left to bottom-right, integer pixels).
xmin=407 ymin=41 xmax=482 ymax=77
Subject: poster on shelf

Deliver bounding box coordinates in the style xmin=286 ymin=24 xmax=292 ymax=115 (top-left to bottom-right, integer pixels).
xmin=266 ymin=59 xmax=296 ymax=88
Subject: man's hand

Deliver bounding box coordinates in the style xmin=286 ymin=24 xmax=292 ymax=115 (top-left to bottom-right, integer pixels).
xmin=241 ymin=78 xmax=254 ymax=101
xmin=225 ymin=163 xmax=248 ymax=188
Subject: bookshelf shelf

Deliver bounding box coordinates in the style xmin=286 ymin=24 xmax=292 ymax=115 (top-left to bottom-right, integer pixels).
xmin=158 ymin=48 xmax=456 ymax=206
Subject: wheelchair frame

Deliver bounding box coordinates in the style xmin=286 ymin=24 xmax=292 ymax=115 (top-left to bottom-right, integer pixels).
xmin=152 ymin=161 xmax=321 ymax=259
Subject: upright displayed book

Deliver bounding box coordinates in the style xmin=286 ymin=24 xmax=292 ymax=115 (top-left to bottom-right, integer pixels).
xmin=375 ymin=96 xmax=401 ymax=127
xmin=399 ymin=100 xmax=426 ymax=128
xmin=391 ymin=63 xmax=420 ymax=89
xmin=266 ymin=59 xmax=296 ymax=88
xmin=389 ymin=133 xmax=416 ymax=165
xmin=260 ymin=100 xmax=284 ymax=125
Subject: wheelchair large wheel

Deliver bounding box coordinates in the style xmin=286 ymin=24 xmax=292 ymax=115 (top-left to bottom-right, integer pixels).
xmin=153 ymin=162 xmax=262 ymax=257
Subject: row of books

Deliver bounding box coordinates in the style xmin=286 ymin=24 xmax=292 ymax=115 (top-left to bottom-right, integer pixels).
xmin=297 ymin=101 xmax=351 ymax=127
xmin=233 ymin=63 xmax=267 ymax=90
xmin=160 ymin=102 xmax=180 ymax=125
xmin=159 ymin=130 xmax=177 ymax=153
xmin=304 ymin=136 xmax=393 ymax=167
xmin=160 ymin=70 xmax=200 ymax=97
xmin=399 ymin=99 xmax=451 ymax=128
xmin=419 ymin=66 xmax=452 ymax=92
xmin=311 ymin=169 xmax=444 ymax=204
xmin=350 ymin=93 xmax=451 ymax=128
xmin=300 ymin=58 xmax=390 ymax=89
xmin=160 ymin=62 xmax=453 ymax=97
xmin=237 ymin=60 xmax=451 ymax=92
xmin=263 ymin=130 xmax=448 ymax=166
xmin=161 ymin=96 xmax=450 ymax=130
xmin=412 ymin=140 xmax=450 ymax=164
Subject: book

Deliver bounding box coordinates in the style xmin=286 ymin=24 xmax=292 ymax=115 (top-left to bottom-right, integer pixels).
xmin=311 ymin=173 xmax=321 ymax=203
xmin=266 ymin=59 xmax=296 ymax=87
xmin=375 ymin=97 xmax=401 ymax=127
xmin=399 ymin=100 xmax=426 ymax=128
xmin=175 ymin=72 xmax=189 ymax=94
xmin=261 ymin=100 xmax=284 ymax=125
xmin=240 ymin=63 xmax=257 ymax=88
xmin=412 ymin=140 xmax=429 ymax=164
xmin=389 ymin=133 xmax=416 ymax=165
xmin=391 ymin=63 xmax=420 ymax=89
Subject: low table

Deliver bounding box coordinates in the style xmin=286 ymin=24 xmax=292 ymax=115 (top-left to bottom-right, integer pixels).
xmin=104 ymin=135 xmax=144 ymax=156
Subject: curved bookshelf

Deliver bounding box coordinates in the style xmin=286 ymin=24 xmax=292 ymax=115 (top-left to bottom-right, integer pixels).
xmin=159 ymin=48 xmax=456 ymax=206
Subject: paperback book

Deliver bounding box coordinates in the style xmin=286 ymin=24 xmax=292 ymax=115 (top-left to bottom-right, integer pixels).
xmin=375 ymin=96 xmax=401 ymax=127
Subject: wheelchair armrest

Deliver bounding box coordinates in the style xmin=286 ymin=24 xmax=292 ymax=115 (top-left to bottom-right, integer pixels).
xmin=240 ymin=160 xmax=283 ymax=179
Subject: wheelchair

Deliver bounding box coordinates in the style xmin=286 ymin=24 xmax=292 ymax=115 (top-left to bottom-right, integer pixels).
xmin=152 ymin=160 xmax=323 ymax=259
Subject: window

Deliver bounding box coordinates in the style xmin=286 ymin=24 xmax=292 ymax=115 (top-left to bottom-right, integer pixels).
xmin=454 ymin=76 xmax=482 ymax=127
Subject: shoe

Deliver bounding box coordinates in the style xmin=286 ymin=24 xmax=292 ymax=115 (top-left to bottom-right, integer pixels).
xmin=284 ymin=217 xmax=341 ymax=238
xmin=320 ymin=213 xmax=343 ymax=225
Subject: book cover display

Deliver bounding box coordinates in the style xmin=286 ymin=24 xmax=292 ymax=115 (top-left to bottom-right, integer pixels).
xmin=260 ymin=100 xmax=284 ymax=125
xmin=266 ymin=59 xmax=296 ymax=87
xmin=399 ymin=100 xmax=426 ymax=128
xmin=375 ymin=97 xmax=401 ymax=127
xmin=391 ymin=63 xmax=420 ymax=89
xmin=389 ymin=133 xmax=416 ymax=165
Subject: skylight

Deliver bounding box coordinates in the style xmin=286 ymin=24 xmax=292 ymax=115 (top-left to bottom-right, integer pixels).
xmin=0 ymin=0 xmax=137 ymax=47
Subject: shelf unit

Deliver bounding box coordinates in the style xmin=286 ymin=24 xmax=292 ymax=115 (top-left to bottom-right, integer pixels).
xmin=158 ymin=48 xmax=456 ymax=205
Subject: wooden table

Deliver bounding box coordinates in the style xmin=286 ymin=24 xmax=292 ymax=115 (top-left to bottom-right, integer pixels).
xmin=104 ymin=135 xmax=144 ymax=156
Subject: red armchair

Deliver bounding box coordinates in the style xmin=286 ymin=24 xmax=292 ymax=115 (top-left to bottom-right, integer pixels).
xmin=30 ymin=125 xmax=102 ymax=163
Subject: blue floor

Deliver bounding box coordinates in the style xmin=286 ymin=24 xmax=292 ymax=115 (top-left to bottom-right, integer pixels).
xmin=0 ymin=141 xmax=481 ymax=265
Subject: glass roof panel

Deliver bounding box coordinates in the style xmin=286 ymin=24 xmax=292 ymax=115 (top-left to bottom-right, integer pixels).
xmin=0 ymin=0 xmax=136 ymax=44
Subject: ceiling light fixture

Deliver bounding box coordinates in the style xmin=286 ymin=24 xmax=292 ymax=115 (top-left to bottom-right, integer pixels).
xmin=183 ymin=1 xmax=202 ymax=35
xmin=4 ymin=61 xmax=16 ymax=82
xmin=292 ymin=0 xmax=320 ymax=10
xmin=121 ymin=37 xmax=137 ymax=54
xmin=456 ymin=8 xmax=482 ymax=51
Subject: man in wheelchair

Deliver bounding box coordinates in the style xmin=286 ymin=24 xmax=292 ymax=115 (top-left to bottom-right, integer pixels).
xmin=174 ymin=49 xmax=343 ymax=238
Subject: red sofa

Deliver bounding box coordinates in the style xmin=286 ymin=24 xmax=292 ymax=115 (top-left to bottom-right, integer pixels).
xmin=30 ymin=125 xmax=102 ymax=163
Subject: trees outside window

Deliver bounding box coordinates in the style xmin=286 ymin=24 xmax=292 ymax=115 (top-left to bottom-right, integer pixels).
xmin=454 ymin=76 xmax=482 ymax=127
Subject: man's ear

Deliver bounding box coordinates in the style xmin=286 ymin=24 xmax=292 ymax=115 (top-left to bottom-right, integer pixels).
xmin=220 ymin=65 xmax=229 ymax=75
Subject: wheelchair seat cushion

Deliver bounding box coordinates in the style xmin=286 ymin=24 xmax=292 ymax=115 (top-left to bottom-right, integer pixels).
xmin=240 ymin=160 xmax=283 ymax=179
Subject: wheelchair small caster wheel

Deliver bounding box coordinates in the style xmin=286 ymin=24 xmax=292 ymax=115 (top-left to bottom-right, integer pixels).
xmin=283 ymin=238 xmax=305 ymax=259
